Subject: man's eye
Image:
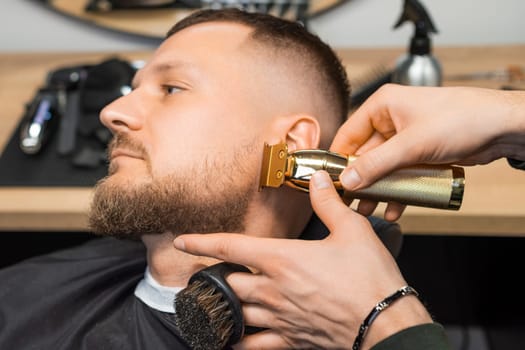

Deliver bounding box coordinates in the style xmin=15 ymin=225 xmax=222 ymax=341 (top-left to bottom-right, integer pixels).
xmin=164 ymin=85 xmax=182 ymax=95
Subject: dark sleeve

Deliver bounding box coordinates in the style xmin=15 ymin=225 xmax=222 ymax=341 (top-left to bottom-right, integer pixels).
xmin=370 ymin=323 xmax=452 ymax=350
xmin=507 ymin=158 xmax=525 ymax=171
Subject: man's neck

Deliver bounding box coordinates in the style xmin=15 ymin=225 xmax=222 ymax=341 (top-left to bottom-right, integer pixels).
xmin=141 ymin=190 xmax=313 ymax=288
xmin=141 ymin=233 xmax=221 ymax=287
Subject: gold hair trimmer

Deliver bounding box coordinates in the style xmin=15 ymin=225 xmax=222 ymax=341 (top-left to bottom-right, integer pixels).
xmin=259 ymin=142 xmax=464 ymax=210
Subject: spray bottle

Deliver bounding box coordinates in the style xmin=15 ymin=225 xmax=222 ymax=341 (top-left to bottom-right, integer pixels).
xmin=391 ymin=0 xmax=442 ymax=86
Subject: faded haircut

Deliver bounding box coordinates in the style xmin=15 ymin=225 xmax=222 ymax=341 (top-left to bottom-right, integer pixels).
xmin=166 ymin=8 xmax=350 ymax=126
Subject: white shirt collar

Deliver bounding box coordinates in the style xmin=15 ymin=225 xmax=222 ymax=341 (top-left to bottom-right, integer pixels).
xmin=134 ymin=267 xmax=183 ymax=313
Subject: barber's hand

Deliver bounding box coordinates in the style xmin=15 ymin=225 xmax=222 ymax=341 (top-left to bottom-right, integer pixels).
xmin=332 ymin=84 xmax=525 ymax=220
xmin=174 ymin=171 xmax=431 ymax=349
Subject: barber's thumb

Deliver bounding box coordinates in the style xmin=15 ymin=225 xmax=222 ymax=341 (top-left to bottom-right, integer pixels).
xmin=310 ymin=171 xmax=353 ymax=231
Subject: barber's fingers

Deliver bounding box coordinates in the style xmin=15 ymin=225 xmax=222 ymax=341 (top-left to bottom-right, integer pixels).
xmin=385 ymin=202 xmax=407 ymax=221
xmin=354 ymin=199 xmax=406 ymax=222
xmin=332 ymin=86 xmax=421 ymax=190
xmin=331 ymin=84 xmax=400 ymax=156
xmin=241 ymin=303 xmax=278 ymax=330
xmin=174 ymin=234 xmax=280 ymax=272
xmin=226 ymin=271 xmax=274 ymax=305
xmin=330 ymin=111 xmax=377 ymax=156
xmin=309 ymin=171 xmax=364 ymax=236
xmin=340 ymin=132 xmax=418 ymax=190
xmin=228 ymin=268 xmax=312 ymax=317
xmin=235 ymin=329 xmax=327 ymax=350
xmin=356 ymin=199 xmax=379 ymax=217
xmin=233 ymin=330 xmax=289 ymax=350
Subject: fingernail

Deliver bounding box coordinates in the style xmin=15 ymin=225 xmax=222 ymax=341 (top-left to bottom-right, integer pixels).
xmin=341 ymin=168 xmax=361 ymax=189
xmin=173 ymin=237 xmax=185 ymax=251
xmin=311 ymin=171 xmax=331 ymax=189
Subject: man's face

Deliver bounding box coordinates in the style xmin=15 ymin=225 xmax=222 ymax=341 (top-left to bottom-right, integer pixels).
xmin=89 ymin=22 xmax=269 ymax=239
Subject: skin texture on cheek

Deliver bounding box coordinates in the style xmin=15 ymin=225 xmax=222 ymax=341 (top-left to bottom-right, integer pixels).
xmin=144 ymin=88 xmax=262 ymax=178
xmin=150 ymin=116 xmax=263 ymax=179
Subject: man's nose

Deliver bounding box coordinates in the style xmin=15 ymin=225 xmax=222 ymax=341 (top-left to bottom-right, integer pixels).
xmin=100 ymin=92 xmax=143 ymax=133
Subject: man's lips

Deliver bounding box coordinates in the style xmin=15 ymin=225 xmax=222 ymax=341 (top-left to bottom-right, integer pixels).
xmin=110 ymin=149 xmax=144 ymax=161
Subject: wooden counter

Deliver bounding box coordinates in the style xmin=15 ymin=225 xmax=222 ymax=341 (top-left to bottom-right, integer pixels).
xmin=1 ymin=46 xmax=524 ymax=235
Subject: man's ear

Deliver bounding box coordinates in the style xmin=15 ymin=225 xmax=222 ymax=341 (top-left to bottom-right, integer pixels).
xmin=287 ymin=115 xmax=321 ymax=152
xmin=270 ymin=114 xmax=320 ymax=153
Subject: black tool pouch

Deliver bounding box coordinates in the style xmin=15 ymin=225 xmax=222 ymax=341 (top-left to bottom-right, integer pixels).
xmin=0 ymin=57 xmax=136 ymax=187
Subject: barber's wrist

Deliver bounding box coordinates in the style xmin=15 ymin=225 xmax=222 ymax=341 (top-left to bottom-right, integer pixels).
xmin=361 ymin=295 xmax=433 ymax=350
xmin=498 ymin=91 xmax=525 ymax=157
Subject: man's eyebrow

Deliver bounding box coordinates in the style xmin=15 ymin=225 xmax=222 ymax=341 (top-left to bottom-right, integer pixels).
xmin=131 ymin=61 xmax=199 ymax=88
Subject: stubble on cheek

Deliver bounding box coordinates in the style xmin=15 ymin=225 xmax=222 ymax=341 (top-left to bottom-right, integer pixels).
xmin=88 ymin=139 xmax=261 ymax=240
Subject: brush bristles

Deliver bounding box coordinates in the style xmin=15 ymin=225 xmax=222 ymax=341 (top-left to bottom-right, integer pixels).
xmin=175 ymin=280 xmax=235 ymax=350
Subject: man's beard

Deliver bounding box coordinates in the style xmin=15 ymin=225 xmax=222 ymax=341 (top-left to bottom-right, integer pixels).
xmin=88 ymin=135 xmax=258 ymax=240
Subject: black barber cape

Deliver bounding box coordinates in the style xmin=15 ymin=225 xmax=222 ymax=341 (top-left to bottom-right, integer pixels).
xmin=0 ymin=216 xmax=401 ymax=350
xmin=0 ymin=237 xmax=191 ymax=349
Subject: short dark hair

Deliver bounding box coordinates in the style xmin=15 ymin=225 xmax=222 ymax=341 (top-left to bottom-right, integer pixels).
xmin=166 ymin=9 xmax=350 ymax=125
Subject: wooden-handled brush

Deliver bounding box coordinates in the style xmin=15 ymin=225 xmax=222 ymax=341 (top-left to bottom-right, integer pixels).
xmin=174 ymin=262 xmax=251 ymax=350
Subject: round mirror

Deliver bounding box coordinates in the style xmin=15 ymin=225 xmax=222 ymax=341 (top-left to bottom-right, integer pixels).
xmin=39 ymin=0 xmax=350 ymax=39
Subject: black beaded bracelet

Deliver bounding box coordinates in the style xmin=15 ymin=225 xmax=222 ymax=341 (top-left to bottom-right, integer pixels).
xmin=352 ymin=285 xmax=419 ymax=350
